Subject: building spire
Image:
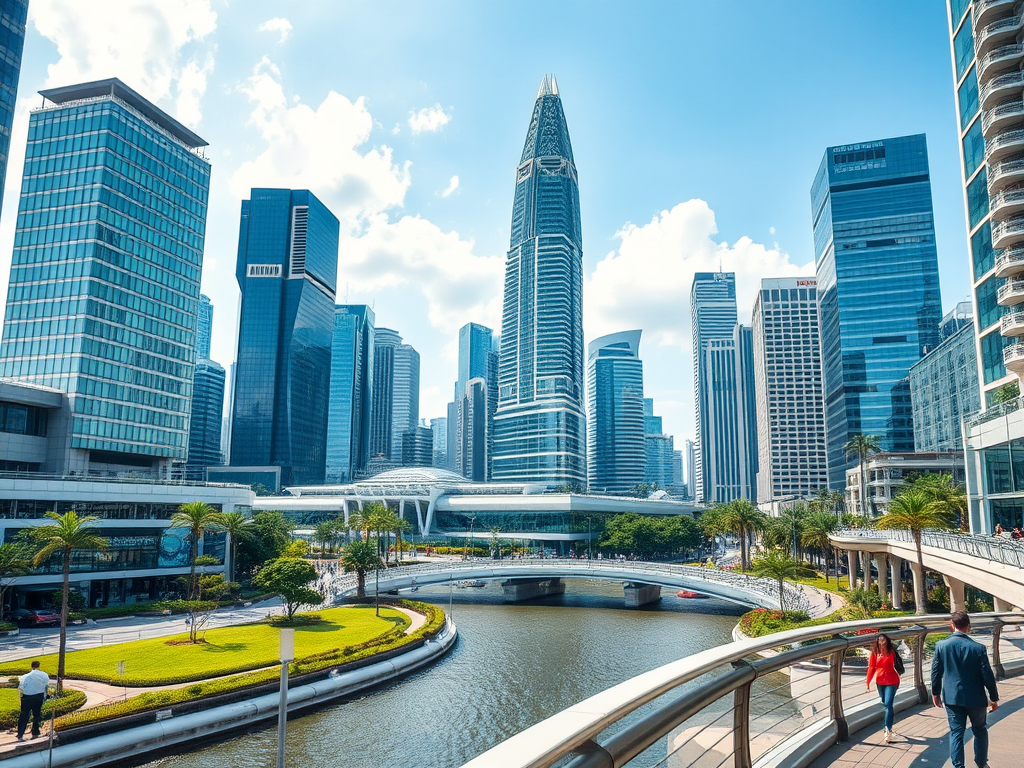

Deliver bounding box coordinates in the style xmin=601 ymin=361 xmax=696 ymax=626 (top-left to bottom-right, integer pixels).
xmin=537 ymin=74 xmax=559 ymax=98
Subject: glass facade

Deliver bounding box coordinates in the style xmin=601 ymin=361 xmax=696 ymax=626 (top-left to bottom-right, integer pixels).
xmin=811 ymin=134 xmax=942 ymax=488
xmin=195 ymin=294 xmax=212 ymax=359
xmin=185 ymin=359 xmax=224 ymax=479
xmin=690 ymin=272 xmax=738 ymax=502
xmin=586 ymin=331 xmax=645 ymax=494
xmin=0 ymin=0 xmax=26 ymax=222
xmin=455 ymin=322 xmax=497 ymax=480
xmin=229 ymin=189 xmax=337 ymax=486
xmin=0 ymin=79 xmax=211 ymax=468
xmin=909 ymin=322 xmax=981 ymax=452
xmin=369 ymin=328 xmax=419 ymax=464
xmin=493 ymin=76 xmax=587 ymax=487
xmin=325 ymin=304 xmax=374 ymax=483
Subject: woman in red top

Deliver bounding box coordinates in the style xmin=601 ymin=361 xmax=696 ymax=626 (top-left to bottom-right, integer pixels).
xmin=866 ymin=633 xmax=901 ymax=742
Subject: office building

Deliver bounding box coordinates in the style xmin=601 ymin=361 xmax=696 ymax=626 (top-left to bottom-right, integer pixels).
xmin=811 ymin=135 xmax=941 ymax=488
xmin=455 ymin=379 xmax=489 ymax=481
xmin=586 ymin=331 xmax=645 ymax=494
xmin=910 ymin=320 xmax=980 ymax=453
xmin=492 ymin=76 xmax=586 ymax=487
xmin=939 ymin=298 xmax=973 ymax=342
xmin=195 ymin=294 xmax=213 ymax=359
xmin=0 ymin=78 xmax=211 ymax=476
xmin=752 ymin=277 xmax=828 ymax=506
xmin=846 ymin=452 xmax=965 ymax=516
xmin=401 ymin=425 xmax=433 ymax=468
xmin=185 ymin=360 xmax=225 ymax=479
xmin=0 ymin=0 xmax=26 ymax=221
xmin=453 ymin=322 xmax=498 ymax=481
xmin=683 ymin=439 xmax=696 ymax=500
xmin=370 ymin=328 xmax=419 ymax=465
xmin=690 ymin=272 xmax=738 ymax=502
xmin=431 ymin=417 xmax=448 ymax=469
xmin=671 ymin=450 xmax=685 ymax=496
xmin=643 ymin=398 xmax=675 ymax=490
xmin=734 ymin=324 xmax=758 ymax=501
xmin=229 ymin=189 xmax=338 ymax=486
xmin=703 ymin=338 xmax=745 ymax=503
xmin=326 ymin=305 xmax=375 ymax=483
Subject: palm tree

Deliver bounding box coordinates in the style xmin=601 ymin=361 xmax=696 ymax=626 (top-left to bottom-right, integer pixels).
xmin=801 ymin=511 xmax=839 ymax=584
xmin=0 ymin=543 xmax=30 ymax=622
xmin=170 ymin=502 xmax=225 ymax=599
xmin=749 ymin=550 xmax=805 ymax=611
xmin=28 ymin=511 xmax=107 ymax=693
xmin=341 ymin=540 xmax=382 ymax=598
xmin=844 ymin=434 xmax=881 ymax=517
xmin=719 ymin=499 xmax=767 ymax=571
xmin=915 ymin=474 xmax=969 ymax=532
xmin=394 ymin=517 xmax=412 ymax=562
xmin=876 ymin=490 xmax=953 ymax=615
xmin=219 ymin=512 xmax=251 ymax=584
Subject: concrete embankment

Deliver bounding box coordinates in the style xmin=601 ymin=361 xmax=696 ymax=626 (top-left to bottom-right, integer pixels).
xmin=4 ymin=618 xmax=458 ymax=768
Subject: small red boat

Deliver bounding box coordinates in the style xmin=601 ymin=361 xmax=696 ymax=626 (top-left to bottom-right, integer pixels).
xmin=676 ymin=589 xmax=709 ymax=599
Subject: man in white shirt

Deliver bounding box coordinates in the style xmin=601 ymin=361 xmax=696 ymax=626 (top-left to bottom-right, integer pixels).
xmin=16 ymin=660 xmax=50 ymax=740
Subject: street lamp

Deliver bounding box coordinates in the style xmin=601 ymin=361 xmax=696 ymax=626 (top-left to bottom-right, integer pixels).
xmin=587 ymin=516 xmax=593 ymax=563
xmin=468 ymin=516 xmax=476 ymax=560
xmin=277 ymin=628 xmax=294 ymax=768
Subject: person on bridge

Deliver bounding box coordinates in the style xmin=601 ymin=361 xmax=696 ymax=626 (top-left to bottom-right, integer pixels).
xmin=931 ymin=611 xmax=999 ymax=768
xmin=866 ymin=633 xmax=902 ymax=743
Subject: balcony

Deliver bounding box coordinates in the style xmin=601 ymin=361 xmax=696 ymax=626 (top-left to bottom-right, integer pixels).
xmin=979 ymin=43 xmax=1024 ymax=82
xmin=989 ymin=156 xmax=1024 ymax=192
xmin=1004 ymin=341 xmax=1024 ymax=373
xmin=995 ymin=243 xmax=1024 ymax=277
xmin=976 ymin=11 xmax=1024 ymax=58
xmin=998 ymin=277 xmax=1024 ymax=305
xmin=1003 ymin=310 xmax=1024 ymax=335
xmin=991 ymin=215 xmax=1024 ymax=248
xmin=984 ymin=99 xmax=1024 ymax=137
xmin=992 ymin=184 xmax=1024 ymax=221
xmin=975 ymin=0 xmax=1019 ymax=29
xmin=980 ymin=69 xmax=1024 ymax=111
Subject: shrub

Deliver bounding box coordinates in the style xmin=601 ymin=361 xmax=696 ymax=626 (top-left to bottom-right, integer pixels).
xmin=0 ymin=622 xmax=16 ymax=632
xmin=0 ymin=688 xmax=86 ymax=729
xmin=738 ymin=609 xmax=811 ymax=637
xmin=263 ymin=612 xmax=324 ymax=626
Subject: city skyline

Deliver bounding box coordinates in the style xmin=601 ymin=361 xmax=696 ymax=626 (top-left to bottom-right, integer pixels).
xmin=0 ymin=1 xmax=972 ymax=447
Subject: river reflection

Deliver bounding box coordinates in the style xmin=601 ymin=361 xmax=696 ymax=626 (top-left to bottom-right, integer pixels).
xmin=139 ymin=578 xmax=744 ymax=768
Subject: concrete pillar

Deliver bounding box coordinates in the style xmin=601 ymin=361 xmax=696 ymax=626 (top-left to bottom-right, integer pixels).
xmin=994 ymin=596 xmax=1014 ymax=612
xmin=890 ymin=556 xmax=904 ymax=610
xmin=847 ymin=549 xmax=857 ymax=590
xmin=909 ymin=561 xmax=925 ymax=612
xmin=501 ymin=578 xmax=565 ymax=603
xmin=623 ymin=583 xmax=661 ymax=608
xmin=860 ymin=551 xmax=872 ymax=590
xmin=875 ymin=553 xmax=888 ymax=607
xmin=943 ymin=575 xmax=967 ymax=614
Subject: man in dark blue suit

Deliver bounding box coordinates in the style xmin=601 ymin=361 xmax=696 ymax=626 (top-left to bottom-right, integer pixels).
xmin=931 ymin=611 xmax=999 ymax=768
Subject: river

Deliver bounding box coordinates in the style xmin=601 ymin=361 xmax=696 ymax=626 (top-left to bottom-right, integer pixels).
xmin=139 ymin=579 xmax=744 ymax=768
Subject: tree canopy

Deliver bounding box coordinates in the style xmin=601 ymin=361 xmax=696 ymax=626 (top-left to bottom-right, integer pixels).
xmin=598 ymin=513 xmax=700 ymax=558
xmin=253 ymin=557 xmax=323 ymax=619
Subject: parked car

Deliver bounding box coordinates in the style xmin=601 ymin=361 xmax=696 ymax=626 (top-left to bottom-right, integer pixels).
xmin=9 ymin=609 xmax=61 ymax=628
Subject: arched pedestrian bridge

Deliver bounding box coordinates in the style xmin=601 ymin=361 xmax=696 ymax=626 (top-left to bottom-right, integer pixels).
xmin=329 ymin=558 xmax=811 ymax=612
xmin=830 ymin=528 xmax=1024 ymax=612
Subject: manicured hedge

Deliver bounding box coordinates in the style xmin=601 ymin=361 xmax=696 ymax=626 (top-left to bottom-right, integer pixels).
xmin=738 ymin=607 xmax=914 ymax=638
xmin=0 ymin=688 xmax=86 ymax=729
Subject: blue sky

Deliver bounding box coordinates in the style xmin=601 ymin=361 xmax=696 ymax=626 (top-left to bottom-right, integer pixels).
xmin=0 ymin=0 xmax=967 ymax=446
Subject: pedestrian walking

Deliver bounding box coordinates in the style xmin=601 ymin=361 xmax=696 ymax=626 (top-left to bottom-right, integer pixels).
xmin=866 ymin=633 xmax=903 ymax=742
xmin=16 ymin=660 xmax=50 ymax=741
xmin=931 ymin=611 xmax=999 ymax=768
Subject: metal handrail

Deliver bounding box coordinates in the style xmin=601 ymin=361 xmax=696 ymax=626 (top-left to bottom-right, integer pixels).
xmin=459 ymin=612 xmax=1022 ymax=768
xmin=984 ymin=99 xmax=1024 ymax=133
xmin=980 ymin=68 xmax=1024 ymax=106
xmin=977 ymin=11 xmax=1024 ymax=51
xmin=1001 ymin=310 xmax=1024 ymax=333
xmin=988 ymin=157 xmax=1024 ymax=187
xmin=1006 ymin=342 xmax=1024 ymax=365
xmin=998 ymin=277 xmax=1024 ymax=301
xmin=831 ymin=528 xmax=1024 ymax=569
xmin=995 ymin=243 xmax=1024 ymax=271
xmin=963 ymin=393 xmax=1024 ymax=428
xmin=979 ymin=43 xmax=1024 ymax=80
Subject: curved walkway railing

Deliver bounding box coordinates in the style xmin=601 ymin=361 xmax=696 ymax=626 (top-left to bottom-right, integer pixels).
xmin=326 ymin=558 xmax=809 ymax=612
xmin=831 ymin=528 xmax=1024 ymax=570
xmin=458 ymin=612 xmax=1024 ymax=768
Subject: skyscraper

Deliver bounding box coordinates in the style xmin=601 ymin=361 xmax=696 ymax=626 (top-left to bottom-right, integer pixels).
xmin=431 ymin=416 xmax=448 ymax=469
xmin=586 ymin=331 xmax=645 ymax=494
xmin=326 ymin=305 xmax=375 ymax=483
xmin=492 ymin=76 xmax=586 ymax=487
xmin=0 ymin=78 xmax=210 ymax=475
xmin=401 ymin=425 xmax=433 ymax=468
xmin=369 ymin=328 xmax=419 ymax=465
xmin=229 ymin=189 xmax=338 ymax=486
xmin=0 ymin=0 xmax=27 ymax=222
xmin=186 ymin=294 xmax=224 ymax=480
xmin=734 ymin=324 xmax=759 ymax=501
xmin=643 ymin=398 xmax=675 ymax=489
xmin=683 ymin=439 xmax=696 ymax=500
xmin=195 ymin=294 xmax=213 ymax=360
xmin=691 ymin=272 xmax=738 ymax=502
xmin=752 ymin=277 xmax=828 ymax=507
xmin=909 ymin=321 xmax=980 ymax=453
xmin=456 ymin=379 xmax=489 ymax=481
xmin=704 ymin=338 xmax=744 ymax=503
xmin=453 ymin=322 xmax=498 ymax=480
xmin=812 ymin=135 xmax=941 ymax=488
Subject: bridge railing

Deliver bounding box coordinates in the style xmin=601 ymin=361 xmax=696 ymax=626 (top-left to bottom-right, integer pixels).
xmin=459 ymin=612 xmax=1024 ymax=768
xmin=321 ymin=558 xmax=809 ymax=611
xmin=832 ymin=527 xmax=1024 ymax=570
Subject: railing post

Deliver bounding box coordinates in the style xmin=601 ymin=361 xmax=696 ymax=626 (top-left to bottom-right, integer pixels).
xmin=829 ymin=642 xmax=849 ymax=743
xmin=993 ymin=622 xmax=1006 ymax=680
xmin=733 ymin=675 xmax=753 ymax=768
xmin=914 ymin=629 xmax=928 ymax=704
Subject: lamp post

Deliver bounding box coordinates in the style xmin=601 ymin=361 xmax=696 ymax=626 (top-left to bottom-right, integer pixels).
xmin=277 ymin=628 xmax=295 ymax=768
xmin=374 ymin=556 xmax=380 ymax=617
xmin=587 ymin=516 xmax=593 ymax=564
xmin=467 ymin=516 xmax=476 ymax=560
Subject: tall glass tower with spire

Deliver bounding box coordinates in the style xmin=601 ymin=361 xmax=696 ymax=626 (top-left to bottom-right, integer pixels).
xmin=492 ymin=75 xmax=586 ymax=487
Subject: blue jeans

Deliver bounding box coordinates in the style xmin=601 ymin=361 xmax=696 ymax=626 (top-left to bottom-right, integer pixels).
xmin=945 ymin=704 xmax=988 ymax=768
xmin=877 ymin=684 xmax=897 ymax=730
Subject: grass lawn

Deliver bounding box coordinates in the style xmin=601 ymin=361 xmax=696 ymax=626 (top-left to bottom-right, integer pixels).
xmin=791 ymin=572 xmax=846 ymax=595
xmin=0 ymin=606 xmax=408 ymax=686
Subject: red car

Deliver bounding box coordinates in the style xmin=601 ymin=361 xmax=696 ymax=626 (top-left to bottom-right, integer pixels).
xmin=11 ymin=609 xmax=61 ymax=628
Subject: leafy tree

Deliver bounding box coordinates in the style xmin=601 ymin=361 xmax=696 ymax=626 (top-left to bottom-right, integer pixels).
xmin=993 ymin=380 xmax=1020 ymax=404
xmin=341 ymin=540 xmax=382 ymax=598
xmin=394 ymin=517 xmax=413 ymax=561
xmin=198 ymin=574 xmax=240 ymax=601
xmin=51 ymin=588 xmax=85 ymax=613
xmin=170 ymin=502 xmax=225 ymax=599
xmin=844 ymin=434 xmax=881 ymax=516
xmin=180 ymin=600 xmax=218 ymax=643
xmin=28 ymin=511 xmax=107 ymax=692
xmin=801 ymin=511 xmax=839 ymax=583
xmin=314 ymin=520 xmax=337 ymax=554
xmin=876 ymin=490 xmax=953 ymax=615
xmin=220 ymin=511 xmax=252 ymax=583
xmin=598 ymin=513 xmax=700 ymax=559
xmin=235 ymin=511 xmax=292 ymax=580
xmin=283 ymin=539 xmax=309 ymax=558
xmin=847 ymin=587 xmax=882 ymax=618
xmin=0 ymin=543 xmax=30 ymax=621
xmin=749 ymin=549 xmax=806 ymax=610
xmin=253 ymin=557 xmax=323 ymax=620
xmin=910 ymin=473 xmax=969 ymax=532
xmin=251 ymin=483 xmax=274 ymax=497
xmin=718 ymin=499 xmax=767 ymax=571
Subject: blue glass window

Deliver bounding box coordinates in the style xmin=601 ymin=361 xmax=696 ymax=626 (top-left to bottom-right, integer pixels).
xmin=976 ymin=275 xmax=1002 ymax=330
xmin=954 ymin=12 xmax=975 ymax=79
xmin=972 ymin=221 xmax=996 ymax=279
xmin=950 ymin=0 xmax=971 ymax=32
xmin=963 ymin=119 xmax=985 ymax=177
xmin=959 ymin=68 xmax=979 ymax=131
xmin=968 ymin=167 xmax=990 ymax=229
xmin=981 ymin=330 xmax=1010 ymax=384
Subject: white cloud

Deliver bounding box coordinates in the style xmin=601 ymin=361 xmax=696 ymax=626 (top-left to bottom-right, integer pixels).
xmin=341 ymin=214 xmax=503 ymax=335
xmin=231 ymin=57 xmax=411 ymax=227
xmin=407 ymin=104 xmax=451 ymax=134
xmin=769 ymin=226 xmax=776 ymax=235
xmin=30 ymin=0 xmax=217 ymax=127
xmin=258 ymin=17 xmax=292 ymax=43
xmin=440 ymin=175 xmax=459 ymax=197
